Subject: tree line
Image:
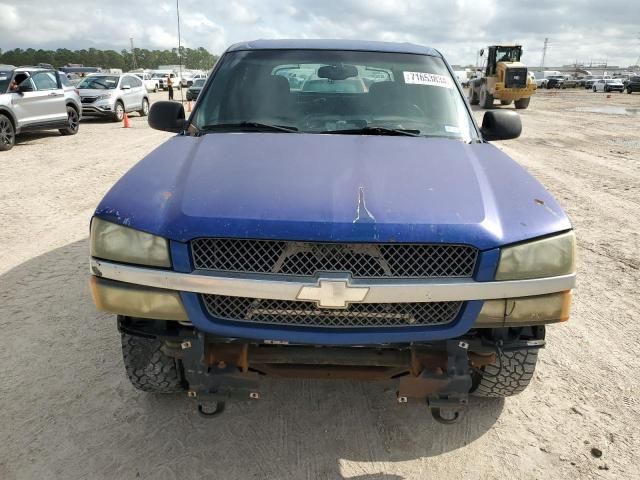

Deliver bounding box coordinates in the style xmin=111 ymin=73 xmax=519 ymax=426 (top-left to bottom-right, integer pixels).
xmin=0 ymin=47 xmax=218 ymax=71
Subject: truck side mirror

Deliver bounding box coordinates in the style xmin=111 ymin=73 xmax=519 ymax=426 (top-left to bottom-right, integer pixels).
xmin=148 ymin=101 xmax=186 ymax=133
xmin=480 ymin=110 xmax=522 ymax=141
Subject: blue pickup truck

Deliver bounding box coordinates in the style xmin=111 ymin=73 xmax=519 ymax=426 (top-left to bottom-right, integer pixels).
xmin=89 ymin=40 xmax=576 ymax=423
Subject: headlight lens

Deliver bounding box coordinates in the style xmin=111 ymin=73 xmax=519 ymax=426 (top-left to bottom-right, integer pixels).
xmin=90 ymin=277 xmax=187 ymax=321
xmin=496 ymin=231 xmax=576 ymax=280
xmin=90 ymin=217 xmax=171 ymax=267
xmin=96 ymin=94 xmax=112 ymax=101
xmin=476 ymin=291 xmax=573 ymax=327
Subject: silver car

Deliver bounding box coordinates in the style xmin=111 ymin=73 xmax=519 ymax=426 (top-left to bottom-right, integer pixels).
xmin=0 ymin=65 xmax=81 ymax=151
xmin=78 ymin=73 xmax=150 ymax=122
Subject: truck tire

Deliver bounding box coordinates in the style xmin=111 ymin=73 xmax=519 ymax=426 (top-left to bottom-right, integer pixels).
xmin=500 ymin=100 xmax=513 ymax=106
xmin=468 ymin=86 xmax=479 ymax=105
xmin=472 ymin=348 xmax=538 ymax=397
xmin=479 ymin=87 xmax=494 ymax=109
xmin=121 ymin=332 xmax=185 ymax=393
xmin=514 ymin=97 xmax=530 ymax=109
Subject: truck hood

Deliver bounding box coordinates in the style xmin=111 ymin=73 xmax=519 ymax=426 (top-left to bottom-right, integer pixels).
xmin=95 ymin=133 xmax=571 ymax=250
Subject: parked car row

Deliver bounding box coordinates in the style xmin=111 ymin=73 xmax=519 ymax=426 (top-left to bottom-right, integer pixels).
xmin=0 ymin=66 xmax=150 ymax=151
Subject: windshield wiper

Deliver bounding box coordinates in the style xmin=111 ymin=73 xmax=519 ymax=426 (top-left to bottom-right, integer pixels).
xmin=321 ymin=126 xmax=421 ymax=137
xmin=199 ymin=122 xmax=298 ymax=134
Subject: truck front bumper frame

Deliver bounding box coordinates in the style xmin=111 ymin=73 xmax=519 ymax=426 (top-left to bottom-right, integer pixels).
xmin=118 ymin=317 xmax=545 ymax=424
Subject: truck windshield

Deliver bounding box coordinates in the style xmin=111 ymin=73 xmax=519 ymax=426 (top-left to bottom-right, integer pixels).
xmin=193 ymin=49 xmax=478 ymax=141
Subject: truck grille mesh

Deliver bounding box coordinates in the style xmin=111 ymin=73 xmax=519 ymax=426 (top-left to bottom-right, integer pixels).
xmin=191 ymin=239 xmax=477 ymax=279
xmin=201 ymin=295 xmax=462 ymax=328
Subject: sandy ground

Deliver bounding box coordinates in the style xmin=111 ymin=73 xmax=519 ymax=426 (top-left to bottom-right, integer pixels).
xmin=1 ymin=89 xmax=639 ymax=480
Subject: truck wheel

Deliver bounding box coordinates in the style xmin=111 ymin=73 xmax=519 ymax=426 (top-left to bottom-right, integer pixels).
xmin=121 ymin=332 xmax=185 ymax=393
xmin=500 ymin=100 xmax=513 ymax=106
xmin=59 ymin=106 xmax=80 ymax=136
xmin=0 ymin=114 xmax=16 ymax=151
xmin=468 ymin=86 xmax=479 ymax=105
xmin=514 ymin=97 xmax=530 ymax=109
xmin=479 ymin=87 xmax=494 ymax=109
xmin=472 ymin=348 xmax=538 ymax=397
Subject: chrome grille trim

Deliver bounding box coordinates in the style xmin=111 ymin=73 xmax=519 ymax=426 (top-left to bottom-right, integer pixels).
xmin=90 ymin=259 xmax=578 ymax=304
xmin=191 ymin=239 xmax=478 ymax=279
xmin=201 ymin=295 xmax=462 ymax=328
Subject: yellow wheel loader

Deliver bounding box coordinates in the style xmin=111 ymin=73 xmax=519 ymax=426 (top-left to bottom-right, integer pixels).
xmin=468 ymin=45 xmax=536 ymax=109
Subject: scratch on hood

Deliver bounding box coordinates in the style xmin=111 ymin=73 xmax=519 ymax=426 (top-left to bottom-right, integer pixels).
xmin=353 ymin=186 xmax=376 ymax=224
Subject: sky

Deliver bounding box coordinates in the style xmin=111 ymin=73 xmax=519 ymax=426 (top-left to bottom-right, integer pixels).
xmin=1 ymin=0 xmax=639 ymax=67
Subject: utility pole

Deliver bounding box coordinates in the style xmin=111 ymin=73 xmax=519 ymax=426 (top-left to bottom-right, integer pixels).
xmin=130 ymin=37 xmax=137 ymax=70
xmin=176 ymin=0 xmax=184 ymax=103
xmin=540 ymin=38 xmax=549 ymax=70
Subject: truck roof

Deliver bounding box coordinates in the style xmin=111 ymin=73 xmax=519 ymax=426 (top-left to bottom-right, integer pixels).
xmin=226 ymin=39 xmax=440 ymax=57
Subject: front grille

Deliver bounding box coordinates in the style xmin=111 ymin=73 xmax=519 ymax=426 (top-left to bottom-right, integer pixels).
xmin=191 ymin=239 xmax=477 ymax=279
xmin=505 ymin=68 xmax=528 ymax=88
xmin=81 ymin=97 xmax=97 ymax=104
xmin=202 ymin=295 xmax=462 ymax=328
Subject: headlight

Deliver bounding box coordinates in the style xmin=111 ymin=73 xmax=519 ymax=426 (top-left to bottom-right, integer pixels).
xmin=90 ymin=217 xmax=171 ymax=267
xmin=90 ymin=277 xmax=187 ymax=321
xmin=476 ymin=291 xmax=573 ymax=327
xmin=496 ymin=231 xmax=576 ymax=280
xmin=96 ymin=94 xmax=111 ymax=101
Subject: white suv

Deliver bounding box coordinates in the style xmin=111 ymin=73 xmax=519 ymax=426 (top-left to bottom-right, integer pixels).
xmin=0 ymin=65 xmax=81 ymax=151
xmin=77 ymin=73 xmax=150 ymax=122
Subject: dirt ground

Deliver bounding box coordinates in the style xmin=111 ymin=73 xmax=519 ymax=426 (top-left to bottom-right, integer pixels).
xmin=1 ymin=89 xmax=639 ymax=480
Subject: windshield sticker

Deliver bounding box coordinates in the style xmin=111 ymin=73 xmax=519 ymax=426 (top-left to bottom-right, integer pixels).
xmin=403 ymin=72 xmax=453 ymax=89
xmin=0 ymin=76 xmax=7 ymax=81
xmin=445 ymin=125 xmax=460 ymax=133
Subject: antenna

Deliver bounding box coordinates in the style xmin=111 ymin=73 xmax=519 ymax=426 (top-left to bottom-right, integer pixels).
xmin=130 ymin=37 xmax=137 ymax=70
xmin=540 ymin=38 xmax=549 ymax=69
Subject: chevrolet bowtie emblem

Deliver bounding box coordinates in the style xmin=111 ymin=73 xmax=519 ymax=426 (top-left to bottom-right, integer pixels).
xmin=297 ymin=279 xmax=369 ymax=308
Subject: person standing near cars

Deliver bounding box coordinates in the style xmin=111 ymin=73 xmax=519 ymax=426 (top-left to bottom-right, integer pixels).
xmin=167 ymin=74 xmax=174 ymax=100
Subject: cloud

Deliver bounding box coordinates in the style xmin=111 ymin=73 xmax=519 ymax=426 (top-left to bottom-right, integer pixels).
xmin=0 ymin=3 xmax=20 ymax=28
xmin=0 ymin=0 xmax=638 ymax=67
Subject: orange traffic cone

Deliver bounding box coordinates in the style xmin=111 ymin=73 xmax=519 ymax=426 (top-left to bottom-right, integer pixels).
xmin=123 ymin=113 xmax=131 ymax=128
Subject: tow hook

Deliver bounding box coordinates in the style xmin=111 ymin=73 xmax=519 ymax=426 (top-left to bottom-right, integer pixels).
xmin=197 ymin=400 xmax=226 ymax=418
xmin=181 ymin=333 xmax=260 ymax=418
xmin=427 ymin=340 xmax=472 ymax=425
